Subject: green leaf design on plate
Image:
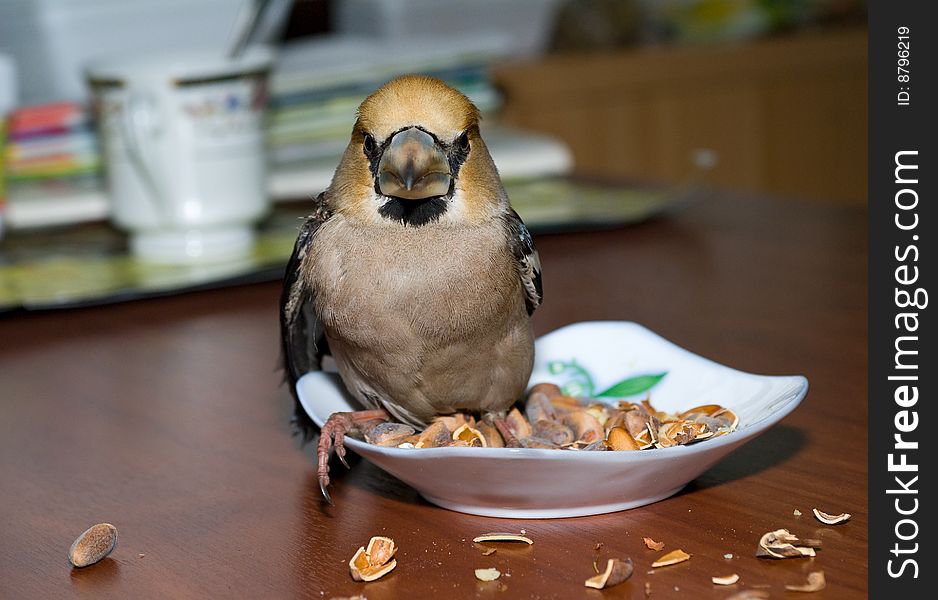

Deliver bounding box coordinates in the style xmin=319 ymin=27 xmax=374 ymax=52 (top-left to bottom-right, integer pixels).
xmin=595 ymin=372 xmax=668 ymax=398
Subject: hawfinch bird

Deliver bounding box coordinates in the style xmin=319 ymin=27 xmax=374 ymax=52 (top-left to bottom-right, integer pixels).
xmin=280 ymin=75 xmax=542 ymax=501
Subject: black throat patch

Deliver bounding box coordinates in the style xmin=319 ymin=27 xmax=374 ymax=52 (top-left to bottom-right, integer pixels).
xmin=378 ymin=196 xmax=449 ymax=227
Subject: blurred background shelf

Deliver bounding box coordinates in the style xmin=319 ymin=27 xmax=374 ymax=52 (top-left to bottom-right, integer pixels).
xmin=4 ymin=124 xmax=573 ymax=230
xmin=493 ymin=27 xmax=867 ymax=204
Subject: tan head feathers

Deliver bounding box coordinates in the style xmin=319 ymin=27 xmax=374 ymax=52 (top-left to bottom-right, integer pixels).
xmin=356 ymin=75 xmax=480 ymax=142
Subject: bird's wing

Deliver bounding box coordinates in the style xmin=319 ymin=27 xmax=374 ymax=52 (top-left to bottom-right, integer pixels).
xmin=504 ymin=208 xmax=543 ymax=315
xmin=280 ymin=195 xmax=332 ymax=436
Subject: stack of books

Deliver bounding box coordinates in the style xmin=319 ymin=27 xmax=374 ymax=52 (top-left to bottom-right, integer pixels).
xmin=3 ymin=102 xmax=100 ymax=184
xmin=266 ymin=34 xmax=510 ymax=166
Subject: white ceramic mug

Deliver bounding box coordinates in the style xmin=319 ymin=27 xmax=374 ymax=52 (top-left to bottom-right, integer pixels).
xmin=88 ymin=48 xmax=273 ymax=262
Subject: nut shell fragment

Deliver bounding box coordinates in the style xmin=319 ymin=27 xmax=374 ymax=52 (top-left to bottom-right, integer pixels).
xmin=785 ymin=570 xmax=826 ymax=592
xmin=528 ymin=382 xmax=562 ymax=399
xmin=68 ymin=523 xmax=118 ymax=568
xmin=642 ymin=537 xmax=665 ymax=551
xmin=475 ymin=420 xmax=505 ymax=448
xmin=562 ymin=411 xmax=605 ymax=444
xmin=756 ymin=529 xmax=817 ymax=559
xmin=532 ymin=419 xmax=575 ymax=446
xmin=475 ymin=567 xmax=501 ymax=581
xmin=365 ymin=536 xmax=397 ymax=567
xmin=472 ymin=533 xmax=534 ymax=545
xmin=585 ymin=558 xmax=633 ymax=589
xmin=453 ymin=424 xmax=487 ymax=448
xmin=520 ymin=436 xmax=560 ymax=449
xmin=364 ymin=422 xmax=416 ymax=447
xmin=652 ymin=549 xmax=690 ymax=568
xmin=526 ymin=391 xmax=559 ymax=423
xmin=712 ymin=574 xmax=740 ymax=585
xmin=505 ymin=408 xmax=533 ymax=439
xmin=607 ymin=427 xmax=642 ymax=451
xmin=349 ymin=536 xmax=398 ymax=582
xmin=812 ymin=508 xmax=850 ymax=525
xmin=415 ymin=420 xmax=452 ymax=448
xmin=353 ymin=559 xmax=397 ymax=582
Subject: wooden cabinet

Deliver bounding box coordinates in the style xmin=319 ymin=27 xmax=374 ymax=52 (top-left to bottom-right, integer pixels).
xmin=493 ymin=28 xmax=867 ymax=204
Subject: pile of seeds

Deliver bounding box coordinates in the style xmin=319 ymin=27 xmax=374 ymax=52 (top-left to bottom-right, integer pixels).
xmin=361 ymin=383 xmax=739 ymax=451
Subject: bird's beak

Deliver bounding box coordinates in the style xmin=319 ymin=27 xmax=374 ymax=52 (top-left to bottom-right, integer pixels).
xmin=377 ymin=127 xmax=452 ymax=200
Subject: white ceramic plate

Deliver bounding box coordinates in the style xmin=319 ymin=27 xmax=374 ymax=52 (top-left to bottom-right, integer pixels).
xmin=296 ymin=321 xmax=807 ymax=518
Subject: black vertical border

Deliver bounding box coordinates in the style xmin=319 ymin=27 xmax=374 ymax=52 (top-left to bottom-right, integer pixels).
xmin=869 ymin=2 xmax=934 ymax=595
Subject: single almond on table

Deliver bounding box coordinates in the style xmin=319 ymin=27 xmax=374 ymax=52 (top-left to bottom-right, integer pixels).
xmin=68 ymin=523 xmax=118 ymax=568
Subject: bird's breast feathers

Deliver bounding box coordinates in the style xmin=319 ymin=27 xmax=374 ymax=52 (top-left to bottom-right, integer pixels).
xmin=305 ymin=214 xmax=524 ymax=343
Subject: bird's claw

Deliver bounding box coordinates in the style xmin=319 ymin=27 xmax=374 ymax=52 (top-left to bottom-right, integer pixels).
xmin=316 ymin=409 xmax=391 ymax=503
xmin=319 ymin=478 xmax=334 ymax=506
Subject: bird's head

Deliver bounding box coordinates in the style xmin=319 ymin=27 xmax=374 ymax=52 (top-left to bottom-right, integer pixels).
xmin=329 ymin=75 xmax=505 ymax=227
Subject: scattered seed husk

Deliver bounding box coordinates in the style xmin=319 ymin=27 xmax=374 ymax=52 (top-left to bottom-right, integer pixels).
xmin=453 ymin=424 xmax=487 ymax=447
xmin=480 ymin=546 xmax=496 ymax=556
xmin=472 ymin=533 xmax=534 ymax=545
xmin=349 ymin=536 xmax=398 ymax=582
xmin=712 ymin=573 xmax=740 ymax=585
xmin=415 ymin=420 xmax=452 ymax=448
xmin=364 ymin=422 xmax=416 ymax=447
xmin=644 ymin=581 xmax=652 ymax=597
xmin=528 ymin=382 xmax=562 ymax=399
xmin=724 ymin=553 xmax=733 ymax=559
xmin=793 ymin=509 xmax=802 ymax=516
xmin=475 ymin=420 xmax=505 ymax=448
xmin=506 ymin=408 xmax=534 ymax=439
xmin=68 ymin=523 xmax=118 ymax=568
xmin=475 ymin=567 xmax=501 ymax=581
xmin=756 ymin=529 xmax=817 ymax=559
xmin=365 ymin=536 xmax=397 ymax=567
xmin=562 ymin=411 xmax=605 ymax=444
xmin=813 ymin=508 xmax=850 ymax=525
xmin=532 ymin=419 xmax=575 ymax=445
xmin=608 ymin=427 xmax=642 ymax=451
xmin=651 ymin=549 xmax=690 ymax=567
xmin=551 ymin=395 xmax=584 ymax=412
xmin=585 ymin=558 xmax=633 ymax=589
xmin=526 ymin=391 xmax=559 ymax=423
xmin=643 ymin=537 xmax=665 ymax=551
xmin=785 ymin=571 xmax=826 ymax=592
xmin=520 ymin=436 xmax=561 ymax=449
xmin=582 ymin=439 xmax=608 ymax=451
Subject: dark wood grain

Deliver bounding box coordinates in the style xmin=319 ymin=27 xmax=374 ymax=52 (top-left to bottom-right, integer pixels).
xmin=0 ymin=194 xmax=867 ymax=598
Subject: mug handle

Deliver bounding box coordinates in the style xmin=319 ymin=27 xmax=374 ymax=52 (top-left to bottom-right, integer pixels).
xmin=118 ymin=91 xmax=170 ymax=225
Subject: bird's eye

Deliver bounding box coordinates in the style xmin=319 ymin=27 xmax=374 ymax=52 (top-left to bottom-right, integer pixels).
xmin=363 ymin=133 xmax=377 ymax=155
xmin=456 ymin=131 xmax=470 ymax=152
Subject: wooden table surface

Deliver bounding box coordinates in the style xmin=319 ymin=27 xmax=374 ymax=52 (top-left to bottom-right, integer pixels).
xmin=0 ymin=194 xmax=867 ymax=599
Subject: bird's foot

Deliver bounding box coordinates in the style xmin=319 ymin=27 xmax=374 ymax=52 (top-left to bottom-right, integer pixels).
xmin=318 ymin=409 xmax=389 ymax=504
